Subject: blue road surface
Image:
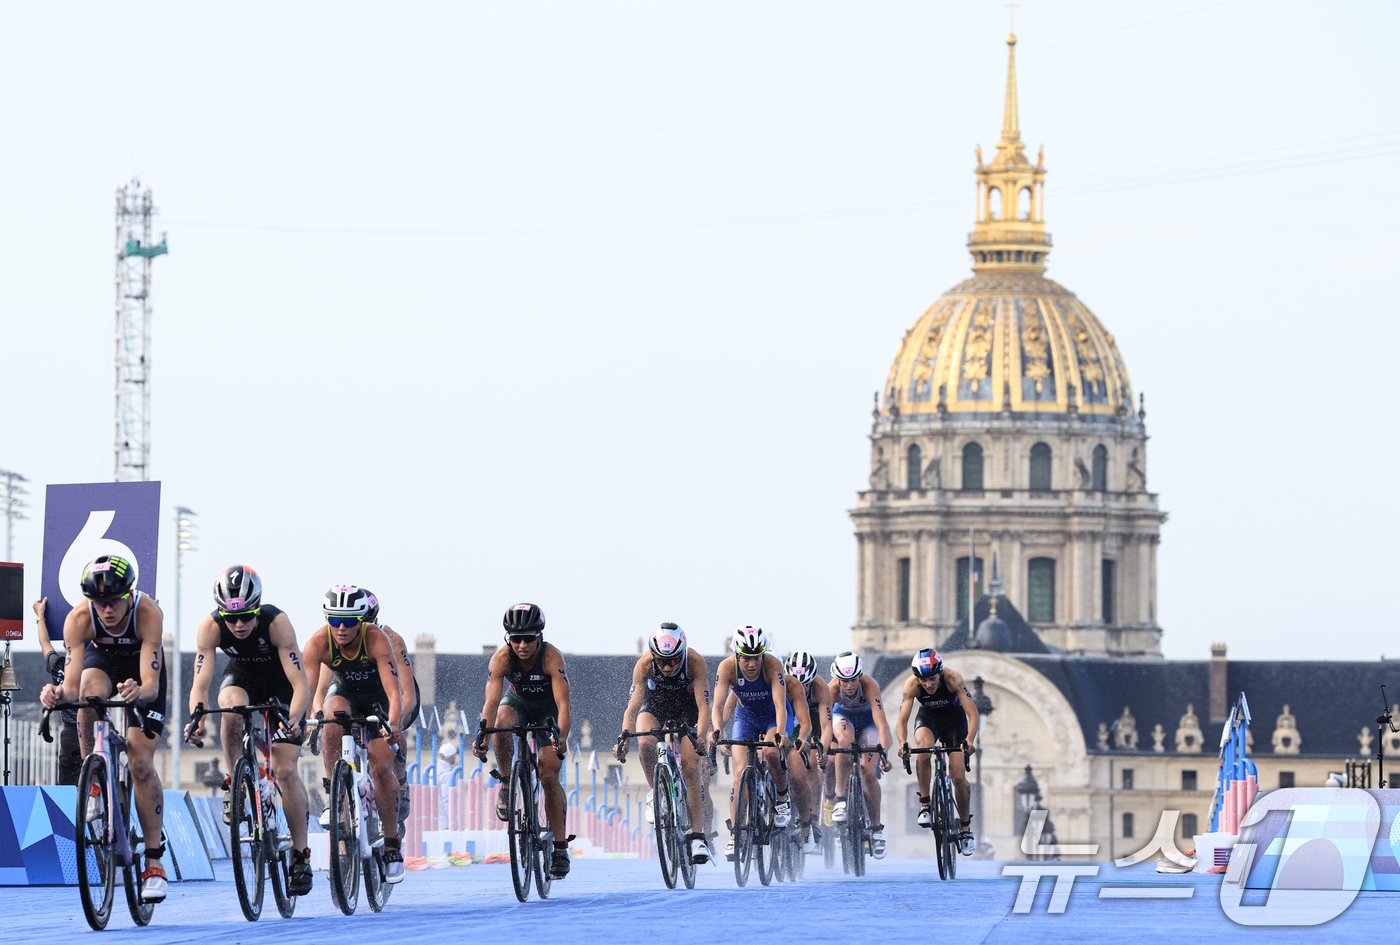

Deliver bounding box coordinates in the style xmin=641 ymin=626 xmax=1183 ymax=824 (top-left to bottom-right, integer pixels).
xmin=5 ymin=858 xmax=1392 ymax=943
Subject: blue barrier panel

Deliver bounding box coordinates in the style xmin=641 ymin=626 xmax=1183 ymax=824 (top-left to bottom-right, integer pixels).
xmin=163 ymin=791 xmax=213 ymax=881
xmin=188 ymin=793 xmax=227 ymax=859
xmin=0 ymin=786 xmax=96 ymax=885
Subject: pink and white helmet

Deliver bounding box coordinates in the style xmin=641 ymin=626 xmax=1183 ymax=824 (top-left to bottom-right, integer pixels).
xmin=832 ymin=651 xmax=864 ymax=681
xmin=648 ymin=622 xmax=687 ymax=660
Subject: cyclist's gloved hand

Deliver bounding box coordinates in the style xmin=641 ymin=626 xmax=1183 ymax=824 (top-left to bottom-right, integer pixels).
xmin=613 ymin=737 xmax=628 ymax=763
xmin=898 ymin=742 xmax=911 ymax=761
xmin=879 ymin=748 xmax=893 ymax=773
xmin=962 ymin=739 xmax=976 ymax=757
xmin=553 ymin=739 xmax=566 ymax=761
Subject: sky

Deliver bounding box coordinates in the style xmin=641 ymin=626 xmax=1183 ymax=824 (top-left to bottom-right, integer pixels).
xmin=2 ymin=1 xmax=1397 ymax=662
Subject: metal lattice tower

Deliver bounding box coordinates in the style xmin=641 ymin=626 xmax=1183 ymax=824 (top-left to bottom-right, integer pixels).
xmin=113 ymin=180 xmax=168 ymax=482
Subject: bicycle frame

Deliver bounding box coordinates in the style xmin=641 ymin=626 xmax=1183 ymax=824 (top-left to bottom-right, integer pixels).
xmin=619 ymin=720 xmax=698 ymax=889
xmin=479 ymin=719 xmax=559 ymax=902
xmin=903 ymin=744 xmax=963 ymax=879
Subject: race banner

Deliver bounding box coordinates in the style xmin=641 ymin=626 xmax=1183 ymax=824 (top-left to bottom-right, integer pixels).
xmin=41 ymin=481 xmax=161 ymax=639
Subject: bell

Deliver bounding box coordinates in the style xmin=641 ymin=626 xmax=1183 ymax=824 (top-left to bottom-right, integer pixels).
xmin=0 ymin=644 xmax=19 ymax=693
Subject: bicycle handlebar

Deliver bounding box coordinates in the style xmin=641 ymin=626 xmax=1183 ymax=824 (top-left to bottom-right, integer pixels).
xmin=40 ymin=698 xmax=134 ymax=743
xmin=185 ymin=701 xmax=288 ymax=748
xmin=900 ymin=743 xmax=962 ymax=774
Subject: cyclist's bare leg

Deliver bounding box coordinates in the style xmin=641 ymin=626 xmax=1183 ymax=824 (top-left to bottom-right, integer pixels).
xmin=727 ymin=744 xmax=749 ymax=823
xmin=832 ymin=718 xmax=854 ymax=805
xmin=762 ymin=728 xmax=787 ymax=795
xmin=699 ymin=754 xmax=715 ymax=832
xmin=948 ymin=746 xmax=971 ymax=827
xmin=678 ymin=735 xmax=704 ymax=829
xmin=125 ymin=725 xmax=165 ymax=872
xmin=914 ymin=726 xmax=936 ymax=798
xmin=367 ymin=737 xmax=400 ymax=840
xmin=76 ymin=668 xmax=113 ymax=757
xmin=321 ymin=693 xmax=352 ymax=781
xmin=537 ymin=747 xmax=566 ymax=838
xmin=273 ymin=741 xmax=309 ymax=848
xmin=859 ymin=728 xmax=882 ymax=826
xmin=217 ymin=684 xmax=250 ymax=780
xmin=636 ymin=710 xmax=660 ymax=790
xmin=490 ymin=704 xmax=520 ymax=776
xmin=786 ymin=748 xmax=810 ymax=823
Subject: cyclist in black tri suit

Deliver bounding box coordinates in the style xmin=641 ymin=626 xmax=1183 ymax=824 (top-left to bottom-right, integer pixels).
xmin=473 ymin=602 xmax=573 ymax=879
xmin=614 ymin=623 xmax=713 ymax=865
xmin=897 ymin=647 xmax=980 ymax=855
xmin=186 ymin=565 xmax=313 ymax=894
xmin=303 ymin=585 xmax=406 ymax=883
xmin=38 ymin=555 xmax=170 ymax=901
xmin=785 ymin=650 xmax=833 ymax=854
xmin=362 ymin=588 xmax=418 ymax=839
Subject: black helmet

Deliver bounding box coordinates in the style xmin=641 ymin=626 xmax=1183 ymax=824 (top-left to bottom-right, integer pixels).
xmin=361 ymin=588 xmax=381 ymax=624
xmin=81 ymin=555 xmax=137 ymax=600
xmin=503 ymin=602 xmax=545 ymax=635
xmin=214 ymin=565 xmax=262 ymax=612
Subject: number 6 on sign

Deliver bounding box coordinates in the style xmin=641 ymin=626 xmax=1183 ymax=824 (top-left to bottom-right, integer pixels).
xmin=58 ymin=511 xmax=140 ymax=608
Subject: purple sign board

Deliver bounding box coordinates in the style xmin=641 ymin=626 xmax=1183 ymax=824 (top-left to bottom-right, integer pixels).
xmin=41 ymin=481 xmax=161 ymax=641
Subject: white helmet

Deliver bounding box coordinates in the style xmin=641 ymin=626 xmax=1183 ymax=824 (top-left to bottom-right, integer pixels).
xmin=732 ymin=625 xmax=767 ymax=657
xmin=785 ymin=651 xmax=817 ymax=685
xmin=832 ymin=651 xmax=864 ymax=681
xmin=323 ymin=584 xmax=372 ymax=618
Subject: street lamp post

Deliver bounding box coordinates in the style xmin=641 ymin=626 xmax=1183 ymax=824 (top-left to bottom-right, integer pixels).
xmin=171 ymin=507 xmax=197 ymax=790
xmin=0 ymin=469 xmax=28 ymax=561
xmin=970 ymin=675 xmax=994 ymax=856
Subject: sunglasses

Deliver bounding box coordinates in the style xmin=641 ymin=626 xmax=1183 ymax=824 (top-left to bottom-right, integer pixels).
xmin=92 ymin=592 xmax=132 ymax=606
xmin=506 ymin=633 xmax=541 ymax=644
xmin=220 ymin=608 xmax=261 ymax=625
xmin=327 ymin=615 xmax=363 ymax=630
xmin=654 ymin=655 xmax=683 ymax=667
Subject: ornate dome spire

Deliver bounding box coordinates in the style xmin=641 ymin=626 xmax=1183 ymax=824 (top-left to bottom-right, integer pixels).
xmin=969 ymin=33 xmax=1050 ymax=275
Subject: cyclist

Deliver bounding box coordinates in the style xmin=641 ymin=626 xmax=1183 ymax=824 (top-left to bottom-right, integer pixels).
xmin=711 ymin=625 xmax=791 ymax=860
xmin=828 ymin=651 xmax=894 ymax=858
xmin=303 ymin=585 xmax=405 ymax=883
xmin=614 ymin=622 xmax=712 ymax=865
xmin=785 ymin=650 xmax=833 ymax=854
xmin=37 ymin=555 xmax=169 ymax=901
xmin=897 ymin=647 xmax=980 ymax=856
xmin=472 ymin=603 xmax=573 ymax=879
xmin=185 ymin=565 xmax=314 ymax=895
xmin=315 ymin=588 xmax=418 ymax=839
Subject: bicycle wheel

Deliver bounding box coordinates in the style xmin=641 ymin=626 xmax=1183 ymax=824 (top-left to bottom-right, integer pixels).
xmin=507 ymin=760 xmax=533 ymax=901
xmin=937 ymin=776 xmax=958 ymax=880
xmin=675 ymin=764 xmax=696 ymax=889
xmin=121 ymin=781 xmax=155 ymax=927
xmin=230 ymin=757 xmax=265 ymax=921
xmin=732 ymin=765 xmax=756 ymax=887
xmin=75 ymin=754 xmax=115 ymax=930
xmin=365 ymin=841 xmax=391 ymax=912
xmin=532 ymin=763 xmax=554 ymax=900
xmin=265 ymin=804 xmax=296 ymax=918
xmin=653 ymin=763 xmax=679 ymax=888
xmin=846 ymin=765 xmax=866 ymax=878
xmin=789 ymin=826 xmax=806 ymax=882
xmin=755 ymin=777 xmax=775 ymax=887
xmin=328 ymin=760 xmax=360 ymax=915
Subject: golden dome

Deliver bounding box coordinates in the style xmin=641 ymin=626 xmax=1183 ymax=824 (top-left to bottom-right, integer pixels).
xmin=883 ymin=275 xmax=1135 ymax=419
xmin=882 ymin=34 xmax=1135 ymax=421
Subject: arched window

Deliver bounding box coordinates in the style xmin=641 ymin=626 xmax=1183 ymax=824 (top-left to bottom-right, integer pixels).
xmin=988 ymin=187 xmax=1002 ymax=220
xmin=1092 ymin=445 xmax=1108 ymax=491
xmin=906 ymin=444 xmax=923 ymax=491
xmin=961 ymin=443 xmax=984 ymax=491
xmin=1028 ymin=557 xmax=1056 ymax=623
xmin=1020 ymin=186 xmax=1033 ymax=220
xmin=1029 ymin=442 xmax=1052 ymax=491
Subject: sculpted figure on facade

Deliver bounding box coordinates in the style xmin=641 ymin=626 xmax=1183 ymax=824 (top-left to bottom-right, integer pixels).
xmin=1175 ymin=704 xmax=1203 ymax=754
xmin=1271 ymin=704 xmax=1301 ymax=755
xmin=1111 ymin=707 xmax=1138 ymax=750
